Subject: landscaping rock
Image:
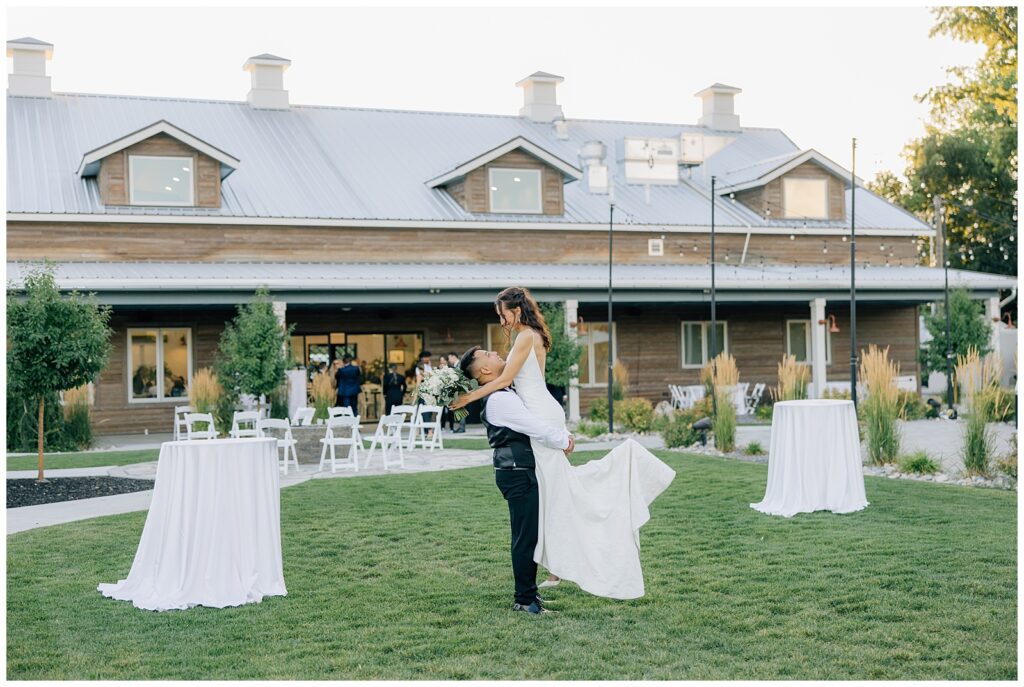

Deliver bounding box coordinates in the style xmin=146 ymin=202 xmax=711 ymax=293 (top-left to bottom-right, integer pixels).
xmin=7 ymin=477 xmax=154 ymax=508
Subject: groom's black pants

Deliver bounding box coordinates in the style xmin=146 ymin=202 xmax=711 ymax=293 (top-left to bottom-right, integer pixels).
xmin=495 ymin=468 xmax=539 ymax=606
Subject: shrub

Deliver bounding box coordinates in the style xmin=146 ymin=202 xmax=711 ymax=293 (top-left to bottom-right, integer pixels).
xmin=821 ymin=387 xmax=852 ymax=400
xmin=620 ymin=397 xmax=655 ymax=432
xmin=899 ymin=451 xmax=939 ymax=474
xmin=269 ymin=383 xmax=289 ymax=420
xmin=62 ymin=385 xmax=92 ymax=450
xmin=660 ymin=397 xmax=714 ymax=449
xmin=995 ymin=433 xmax=1017 ymax=479
xmin=588 ymin=397 xmax=609 ymax=423
xmin=897 ymin=390 xmax=930 ymax=421
xmin=860 ymin=345 xmax=902 ymax=465
xmin=576 ymin=420 xmax=606 ymax=438
xmin=755 ymin=402 xmax=773 ymax=421
xmin=744 ymin=441 xmax=765 ymax=455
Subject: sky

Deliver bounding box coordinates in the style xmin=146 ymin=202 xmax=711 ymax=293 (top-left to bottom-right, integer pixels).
xmin=6 ymin=4 xmax=987 ymax=181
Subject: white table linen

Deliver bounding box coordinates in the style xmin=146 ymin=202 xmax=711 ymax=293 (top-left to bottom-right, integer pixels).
xmin=287 ymin=369 xmax=307 ymax=421
xmin=751 ymin=399 xmax=868 ymax=518
xmin=98 ymin=437 xmax=287 ymax=611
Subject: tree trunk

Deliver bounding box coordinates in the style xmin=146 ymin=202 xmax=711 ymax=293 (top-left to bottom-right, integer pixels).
xmin=37 ymin=396 xmax=46 ymax=482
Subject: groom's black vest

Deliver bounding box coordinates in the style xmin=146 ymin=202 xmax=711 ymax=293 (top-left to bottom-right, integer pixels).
xmin=480 ymin=389 xmax=535 ymax=470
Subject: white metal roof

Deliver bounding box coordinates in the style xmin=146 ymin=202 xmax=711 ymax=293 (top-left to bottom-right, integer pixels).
xmin=8 ymin=261 xmax=1013 ymax=295
xmin=7 ymin=91 xmax=932 ymax=233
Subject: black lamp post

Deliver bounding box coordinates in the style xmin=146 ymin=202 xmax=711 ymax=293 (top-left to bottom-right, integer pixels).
xmin=709 ymin=175 xmax=718 ymax=418
xmin=934 ymin=195 xmax=954 ymax=410
xmin=849 ymin=138 xmax=858 ymax=410
xmin=608 ymin=199 xmax=615 ymax=434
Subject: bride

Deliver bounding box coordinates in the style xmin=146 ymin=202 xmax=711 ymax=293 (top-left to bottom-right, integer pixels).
xmin=451 ymin=286 xmax=676 ymax=599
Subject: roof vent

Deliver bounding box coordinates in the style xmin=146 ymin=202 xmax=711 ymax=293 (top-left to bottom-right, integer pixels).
xmin=695 ymin=83 xmax=741 ymax=132
xmin=579 ymin=140 xmax=608 ymax=194
xmin=6 ymin=37 xmax=53 ymax=98
xmin=243 ymin=53 xmax=291 ymax=110
xmin=515 ymin=71 xmax=564 ymax=123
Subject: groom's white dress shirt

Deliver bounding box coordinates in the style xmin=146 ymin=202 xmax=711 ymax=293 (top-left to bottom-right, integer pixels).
xmin=485 ymin=390 xmax=570 ymax=451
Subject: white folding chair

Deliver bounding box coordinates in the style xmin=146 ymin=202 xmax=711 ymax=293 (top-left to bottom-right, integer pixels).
xmin=184 ymin=412 xmax=217 ymax=440
xmin=173 ymin=405 xmax=192 ymax=441
xmin=230 ymin=410 xmax=260 ymax=438
xmin=364 ymin=413 xmax=407 ymax=470
xmin=409 ymin=404 xmax=444 ymax=451
xmin=391 ymin=404 xmax=418 ymax=447
xmin=745 ymin=383 xmax=766 ymax=414
xmin=328 ymin=406 xmax=355 ymax=418
xmin=293 ymin=407 xmax=315 ymax=427
xmin=318 ymin=415 xmax=362 ymax=473
xmin=258 ymin=418 xmax=301 ymax=475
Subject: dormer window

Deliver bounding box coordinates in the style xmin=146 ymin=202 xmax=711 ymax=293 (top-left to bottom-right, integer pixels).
xmin=128 ymin=155 xmax=195 ymax=206
xmin=782 ymin=177 xmax=828 ymax=220
xmin=488 ymin=168 xmax=542 ymax=214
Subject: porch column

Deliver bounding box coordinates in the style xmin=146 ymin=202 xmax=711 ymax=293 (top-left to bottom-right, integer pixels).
xmin=272 ymin=300 xmax=288 ymax=350
xmin=985 ymin=296 xmax=1000 ymax=351
xmin=809 ymin=298 xmax=827 ymax=399
xmin=565 ymin=299 xmax=581 ymax=423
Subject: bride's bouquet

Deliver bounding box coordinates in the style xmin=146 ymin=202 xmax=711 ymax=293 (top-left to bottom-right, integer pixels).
xmin=417 ymin=367 xmax=478 ymax=422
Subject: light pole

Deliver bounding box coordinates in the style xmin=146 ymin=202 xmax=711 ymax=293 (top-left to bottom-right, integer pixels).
xmin=607 ymin=198 xmax=615 ymax=434
xmin=849 ymin=138 xmax=858 ymax=410
xmin=935 ymin=194 xmax=953 ymax=410
xmin=709 ymin=175 xmax=718 ymax=418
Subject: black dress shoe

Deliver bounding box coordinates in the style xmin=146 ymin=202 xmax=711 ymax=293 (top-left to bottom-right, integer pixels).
xmin=511 ymin=600 xmax=549 ymax=615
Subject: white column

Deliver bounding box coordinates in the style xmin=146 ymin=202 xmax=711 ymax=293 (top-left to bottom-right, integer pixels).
xmin=809 ymin=298 xmax=827 ymax=399
xmin=985 ymin=296 xmax=1000 ymax=351
xmin=565 ymin=299 xmax=581 ymax=423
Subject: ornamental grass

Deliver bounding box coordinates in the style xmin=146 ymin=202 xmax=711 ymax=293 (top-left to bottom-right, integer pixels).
xmin=772 ymin=354 xmax=809 ymax=403
xmin=956 ymin=347 xmax=1002 ymax=475
xmin=311 ymin=371 xmax=335 ymax=421
xmin=707 ymin=352 xmax=738 ymax=452
xmin=859 ymin=344 xmax=901 ymax=465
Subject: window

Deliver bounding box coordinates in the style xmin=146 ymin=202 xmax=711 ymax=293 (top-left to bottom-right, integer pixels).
xmin=127 ymin=328 xmax=192 ymax=402
xmin=681 ymin=321 xmax=727 ymax=368
xmin=129 ymin=155 xmax=195 ymax=206
xmin=786 ymin=320 xmax=832 ymax=365
xmin=648 ymin=238 xmax=664 ymax=257
xmin=782 ymin=177 xmax=828 ymax=219
xmin=578 ymin=322 xmax=616 ymax=386
xmin=488 ymin=168 xmax=542 ymax=213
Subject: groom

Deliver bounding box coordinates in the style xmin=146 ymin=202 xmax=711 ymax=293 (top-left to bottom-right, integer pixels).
xmin=459 ymin=346 xmax=574 ymax=615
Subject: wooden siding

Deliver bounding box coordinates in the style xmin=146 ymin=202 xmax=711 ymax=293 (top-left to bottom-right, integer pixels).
xmin=576 ymin=302 xmax=921 ymax=413
xmin=89 ymin=302 xmax=919 ymax=434
xmin=446 ymin=149 xmax=564 ymax=215
xmin=97 ymin=133 xmax=221 ymax=208
xmin=734 ymin=160 xmax=846 ymax=221
xmin=7 ymin=222 xmax=922 ymax=266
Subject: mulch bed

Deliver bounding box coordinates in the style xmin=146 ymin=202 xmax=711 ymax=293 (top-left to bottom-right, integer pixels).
xmin=7 ymin=477 xmax=155 ymax=509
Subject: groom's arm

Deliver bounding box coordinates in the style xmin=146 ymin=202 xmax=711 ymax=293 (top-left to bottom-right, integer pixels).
xmin=485 ymin=393 xmax=570 ymax=451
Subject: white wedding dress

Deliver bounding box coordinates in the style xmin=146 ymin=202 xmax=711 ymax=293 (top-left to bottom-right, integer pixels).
xmin=515 ymin=346 xmax=676 ymax=599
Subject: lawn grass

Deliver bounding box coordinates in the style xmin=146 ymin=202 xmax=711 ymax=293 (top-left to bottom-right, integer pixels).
xmin=6 ymin=449 xmax=160 ymax=472
xmin=438 ymin=437 xmax=491 ymax=451
xmin=6 ymin=450 xmax=1016 ymax=680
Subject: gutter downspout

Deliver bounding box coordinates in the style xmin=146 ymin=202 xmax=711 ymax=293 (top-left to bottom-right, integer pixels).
xmin=999 ymin=286 xmax=1017 ymax=309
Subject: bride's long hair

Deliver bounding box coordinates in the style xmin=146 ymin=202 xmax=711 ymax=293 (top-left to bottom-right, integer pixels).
xmin=495 ymin=286 xmax=552 ymax=352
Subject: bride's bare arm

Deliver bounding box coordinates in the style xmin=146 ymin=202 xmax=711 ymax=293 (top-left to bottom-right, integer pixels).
xmin=450 ymin=331 xmax=535 ymax=409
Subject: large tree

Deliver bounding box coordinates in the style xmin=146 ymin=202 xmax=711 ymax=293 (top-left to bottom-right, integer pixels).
xmin=7 ymin=264 xmax=112 ymax=481
xmin=869 ymin=7 xmax=1017 ymax=279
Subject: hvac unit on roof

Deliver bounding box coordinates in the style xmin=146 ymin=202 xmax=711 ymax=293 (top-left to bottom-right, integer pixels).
xmin=623 ymin=136 xmax=680 ymax=185
xmin=680 ymin=133 xmax=737 ymax=165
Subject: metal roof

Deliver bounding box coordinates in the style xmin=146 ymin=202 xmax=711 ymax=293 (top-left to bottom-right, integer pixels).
xmin=8 ymin=261 xmax=1012 ymax=295
xmin=8 ymin=92 xmax=932 ymax=232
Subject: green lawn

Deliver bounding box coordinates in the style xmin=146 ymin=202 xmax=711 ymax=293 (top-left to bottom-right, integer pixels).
xmin=6 ymin=449 xmax=160 ymax=472
xmin=439 ymin=437 xmax=491 ymax=451
xmin=6 ymin=450 xmax=1016 ymax=680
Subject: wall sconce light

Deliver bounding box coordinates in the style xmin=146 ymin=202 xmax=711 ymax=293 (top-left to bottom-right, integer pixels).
xmin=818 ymin=313 xmax=840 ymax=333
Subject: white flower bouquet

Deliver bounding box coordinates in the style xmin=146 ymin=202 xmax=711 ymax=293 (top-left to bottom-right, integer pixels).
xmin=417 ymin=366 xmax=478 ymax=422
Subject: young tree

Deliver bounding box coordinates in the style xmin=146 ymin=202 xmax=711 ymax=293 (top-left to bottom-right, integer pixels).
xmin=7 ymin=265 xmax=112 ymax=481
xmin=920 ymin=287 xmax=993 ymax=376
xmin=538 ymin=302 xmax=584 ymax=388
xmin=214 ymin=288 xmax=294 ymax=416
